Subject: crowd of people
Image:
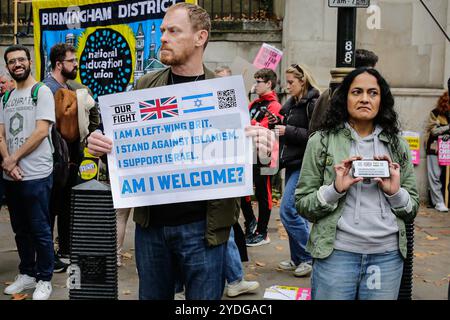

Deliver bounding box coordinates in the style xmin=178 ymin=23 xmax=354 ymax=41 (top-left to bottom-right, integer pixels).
xmin=0 ymin=2 xmax=448 ymax=300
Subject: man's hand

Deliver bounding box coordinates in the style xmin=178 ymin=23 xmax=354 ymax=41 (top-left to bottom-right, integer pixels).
xmin=87 ymin=131 xmax=113 ymax=157
xmin=373 ymin=155 xmax=401 ymax=196
xmin=245 ymin=125 xmax=276 ymax=161
xmin=334 ymin=156 xmax=363 ymax=193
xmin=7 ymin=165 xmax=24 ymax=181
xmin=2 ymin=154 xmax=18 ymax=174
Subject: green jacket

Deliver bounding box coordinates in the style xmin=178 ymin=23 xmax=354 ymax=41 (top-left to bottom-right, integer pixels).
xmin=295 ymin=127 xmax=419 ymax=259
xmin=132 ymin=67 xmax=240 ymax=246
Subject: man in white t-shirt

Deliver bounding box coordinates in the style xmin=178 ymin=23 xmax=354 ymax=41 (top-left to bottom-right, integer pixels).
xmin=0 ymin=44 xmax=55 ymax=300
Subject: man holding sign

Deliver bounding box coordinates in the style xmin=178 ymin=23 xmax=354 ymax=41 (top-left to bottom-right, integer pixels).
xmin=88 ymin=3 xmax=274 ymax=300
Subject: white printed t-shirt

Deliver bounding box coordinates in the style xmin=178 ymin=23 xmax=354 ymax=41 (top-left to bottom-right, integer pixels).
xmin=0 ymin=84 xmax=55 ymax=181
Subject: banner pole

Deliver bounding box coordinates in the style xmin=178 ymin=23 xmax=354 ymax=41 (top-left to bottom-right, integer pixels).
xmin=14 ymin=0 xmax=18 ymax=44
xmin=446 ymin=166 xmax=449 ymax=208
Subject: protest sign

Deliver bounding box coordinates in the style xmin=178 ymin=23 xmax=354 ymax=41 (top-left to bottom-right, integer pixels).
xmin=438 ymin=136 xmax=450 ymax=166
xmin=230 ymin=56 xmax=259 ymax=95
xmin=32 ymin=0 xmax=194 ymax=99
xmin=99 ymin=75 xmax=253 ymax=208
xmin=263 ymin=286 xmax=311 ymax=300
xmin=253 ymin=43 xmax=283 ymax=71
xmin=401 ymin=131 xmax=420 ymax=165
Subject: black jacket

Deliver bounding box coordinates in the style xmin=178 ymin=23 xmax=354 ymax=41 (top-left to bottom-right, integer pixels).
xmin=279 ymin=87 xmax=320 ymax=169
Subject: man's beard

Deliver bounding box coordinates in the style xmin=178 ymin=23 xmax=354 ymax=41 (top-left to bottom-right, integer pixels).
xmin=62 ymin=66 xmax=77 ymax=80
xmin=160 ymin=48 xmax=190 ymax=66
xmin=9 ymin=65 xmax=31 ymax=82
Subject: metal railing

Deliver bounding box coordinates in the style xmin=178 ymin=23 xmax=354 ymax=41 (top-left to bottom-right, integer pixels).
xmin=1 ymin=0 xmax=275 ymax=23
xmin=0 ymin=0 xmax=32 ymax=26
xmin=198 ymin=0 xmax=273 ymax=20
xmin=0 ymin=0 xmax=275 ymax=27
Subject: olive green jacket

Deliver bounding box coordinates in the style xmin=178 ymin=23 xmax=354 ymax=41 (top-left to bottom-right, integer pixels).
xmin=132 ymin=67 xmax=240 ymax=246
xmin=295 ymin=128 xmax=419 ymax=259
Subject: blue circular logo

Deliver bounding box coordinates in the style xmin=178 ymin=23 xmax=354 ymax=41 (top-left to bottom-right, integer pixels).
xmin=80 ymin=28 xmax=132 ymax=99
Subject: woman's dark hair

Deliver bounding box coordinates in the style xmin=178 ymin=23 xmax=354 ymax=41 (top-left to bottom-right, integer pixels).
xmin=319 ymin=68 xmax=407 ymax=166
xmin=320 ymin=68 xmax=399 ymax=137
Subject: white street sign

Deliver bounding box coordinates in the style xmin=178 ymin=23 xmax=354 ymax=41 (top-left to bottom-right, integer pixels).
xmin=328 ymin=0 xmax=370 ymax=8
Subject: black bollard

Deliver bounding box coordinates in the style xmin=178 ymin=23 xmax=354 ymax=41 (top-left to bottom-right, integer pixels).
xmin=398 ymin=221 xmax=414 ymax=300
xmin=68 ymin=180 xmax=118 ymax=300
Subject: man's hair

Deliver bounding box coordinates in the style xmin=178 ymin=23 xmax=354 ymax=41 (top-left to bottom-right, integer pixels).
xmin=355 ymin=49 xmax=378 ymax=68
xmin=49 ymin=43 xmax=76 ymax=69
xmin=254 ymin=68 xmax=277 ymax=90
xmin=215 ymin=65 xmax=232 ymax=76
xmin=167 ymin=3 xmax=211 ymax=49
xmin=0 ymin=68 xmax=12 ymax=80
xmin=4 ymin=44 xmax=31 ymax=64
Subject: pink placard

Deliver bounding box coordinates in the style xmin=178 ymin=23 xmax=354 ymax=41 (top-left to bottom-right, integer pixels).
xmin=402 ymin=131 xmax=420 ymax=165
xmin=411 ymin=150 xmax=420 ymax=165
xmin=253 ymin=43 xmax=283 ymax=71
xmin=438 ymin=137 xmax=450 ymax=166
xmin=295 ymin=288 xmax=312 ymax=300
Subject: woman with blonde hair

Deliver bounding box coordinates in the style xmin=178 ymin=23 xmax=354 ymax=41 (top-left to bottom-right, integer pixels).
xmin=268 ymin=64 xmax=320 ymax=277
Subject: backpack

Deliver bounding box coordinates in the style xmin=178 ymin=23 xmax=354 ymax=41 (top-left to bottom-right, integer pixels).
xmin=51 ymin=125 xmax=70 ymax=188
xmin=2 ymin=82 xmax=70 ymax=188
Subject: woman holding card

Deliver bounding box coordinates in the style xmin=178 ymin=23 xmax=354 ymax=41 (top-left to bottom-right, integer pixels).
xmin=295 ymin=68 xmax=419 ymax=300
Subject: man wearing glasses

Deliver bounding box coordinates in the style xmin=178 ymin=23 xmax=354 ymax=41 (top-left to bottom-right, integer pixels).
xmin=43 ymin=44 xmax=78 ymax=92
xmin=1 ymin=44 xmax=55 ymax=300
xmin=242 ymin=68 xmax=282 ymax=247
xmin=43 ymin=43 xmax=99 ymax=274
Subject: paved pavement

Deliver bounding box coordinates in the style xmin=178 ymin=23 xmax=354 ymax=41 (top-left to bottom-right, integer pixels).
xmin=0 ymin=203 xmax=448 ymax=300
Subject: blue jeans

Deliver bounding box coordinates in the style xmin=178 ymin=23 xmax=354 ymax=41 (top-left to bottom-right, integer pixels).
xmin=225 ymin=228 xmax=243 ymax=284
xmin=5 ymin=175 xmax=54 ymax=281
xmin=135 ymin=219 xmax=227 ymax=300
xmin=311 ymin=249 xmax=404 ymax=300
xmin=280 ymin=168 xmax=312 ymax=265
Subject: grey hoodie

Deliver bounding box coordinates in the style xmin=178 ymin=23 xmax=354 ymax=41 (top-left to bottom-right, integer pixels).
xmin=318 ymin=123 xmax=411 ymax=254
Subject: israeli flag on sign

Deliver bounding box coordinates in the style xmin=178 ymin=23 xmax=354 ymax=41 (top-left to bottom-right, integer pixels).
xmin=180 ymin=92 xmax=216 ymax=114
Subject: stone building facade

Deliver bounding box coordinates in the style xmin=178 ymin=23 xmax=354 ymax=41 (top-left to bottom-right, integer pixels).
xmin=1 ymin=0 xmax=449 ymax=199
xmin=205 ymin=0 xmax=450 ymax=200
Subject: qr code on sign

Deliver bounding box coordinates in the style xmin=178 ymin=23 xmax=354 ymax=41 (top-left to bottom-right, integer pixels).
xmin=217 ymin=89 xmax=237 ymax=109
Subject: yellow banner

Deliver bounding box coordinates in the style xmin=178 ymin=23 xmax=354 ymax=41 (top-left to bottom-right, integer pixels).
xmin=32 ymin=0 xmax=196 ymax=99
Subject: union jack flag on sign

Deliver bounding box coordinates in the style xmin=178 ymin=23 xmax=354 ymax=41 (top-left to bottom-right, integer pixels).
xmin=139 ymin=97 xmax=178 ymax=121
